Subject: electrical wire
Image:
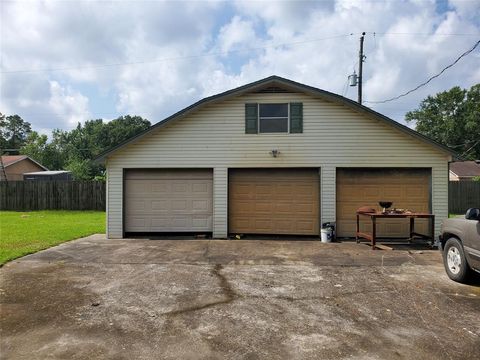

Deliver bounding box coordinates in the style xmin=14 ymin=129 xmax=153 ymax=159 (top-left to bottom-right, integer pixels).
xmin=1 ymin=33 xmax=354 ymax=74
xmin=364 ymin=39 xmax=480 ymax=104
xmin=367 ymin=32 xmax=479 ymax=37
xmin=460 ymin=139 xmax=480 ymax=157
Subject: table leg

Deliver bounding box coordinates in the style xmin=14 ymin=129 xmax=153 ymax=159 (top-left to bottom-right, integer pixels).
xmin=372 ymin=217 xmax=376 ymax=250
xmin=356 ymin=214 xmax=360 ymax=243
xmin=409 ymin=217 xmax=414 ymax=243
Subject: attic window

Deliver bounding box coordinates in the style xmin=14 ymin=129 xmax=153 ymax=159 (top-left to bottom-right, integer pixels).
xmin=245 ymin=102 xmax=302 ymax=134
xmin=259 ymin=103 xmax=289 ymax=133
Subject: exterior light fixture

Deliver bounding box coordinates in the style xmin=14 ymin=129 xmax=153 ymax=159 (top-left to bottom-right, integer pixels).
xmin=270 ymin=149 xmax=280 ymax=158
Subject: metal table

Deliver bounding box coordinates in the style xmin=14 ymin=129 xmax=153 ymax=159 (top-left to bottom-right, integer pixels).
xmin=356 ymin=211 xmax=435 ymax=249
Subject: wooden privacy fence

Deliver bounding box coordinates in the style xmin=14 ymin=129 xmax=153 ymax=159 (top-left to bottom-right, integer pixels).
xmin=0 ymin=181 xmax=106 ymax=211
xmin=449 ymin=181 xmax=480 ymax=214
xmin=1 ymin=180 xmax=478 ymax=213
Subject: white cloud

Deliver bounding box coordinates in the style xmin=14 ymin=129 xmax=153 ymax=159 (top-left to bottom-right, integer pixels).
xmin=217 ymin=16 xmax=258 ymax=53
xmin=0 ymin=0 xmax=479 ymax=134
xmin=48 ymin=81 xmax=90 ymax=128
xmin=448 ymin=0 xmax=480 ymax=19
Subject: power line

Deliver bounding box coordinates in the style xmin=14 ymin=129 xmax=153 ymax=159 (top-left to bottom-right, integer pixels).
xmin=364 ymin=38 xmax=480 ymax=104
xmin=368 ymin=32 xmax=479 ymax=37
xmin=460 ymin=139 xmax=480 ymax=157
xmin=1 ymin=33 xmax=354 ymax=74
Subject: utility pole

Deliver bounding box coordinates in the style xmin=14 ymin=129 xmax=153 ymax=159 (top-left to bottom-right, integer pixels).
xmin=358 ymin=32 xmax=366 ymax=104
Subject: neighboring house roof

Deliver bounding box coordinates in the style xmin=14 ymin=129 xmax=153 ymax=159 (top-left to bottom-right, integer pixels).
xmin=1 ymin=155 xmax=48 ymax=170
xmin=450 ymin=161 xmax=480 ymax=177
xmin=23 ymin=170 xmax=70 ymax=175
xmin=95 ymin=75 xmax=460 ymax=162
xmin=2 ymin=155 xmax=28 ymax=167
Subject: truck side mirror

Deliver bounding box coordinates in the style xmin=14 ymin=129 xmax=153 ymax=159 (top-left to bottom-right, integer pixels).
xmin=465 ymin=208 xmax=480 ymax=221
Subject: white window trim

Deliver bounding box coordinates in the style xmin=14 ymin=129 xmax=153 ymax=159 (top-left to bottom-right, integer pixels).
xmin=257 ymin=103 xmax=290 ymax=134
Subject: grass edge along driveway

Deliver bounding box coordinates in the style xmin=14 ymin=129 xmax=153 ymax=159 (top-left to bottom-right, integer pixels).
xmin=0 ymin=211 xmax=105 ymax=265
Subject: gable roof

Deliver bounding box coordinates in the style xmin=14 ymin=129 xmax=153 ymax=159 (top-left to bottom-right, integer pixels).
xmin=450 ymin=161 xmax=480 ymax=177
xmin=1 ymin=155 xmax=48 ymax=170
xmin=95 ymin=75 xmax=459 ymax=162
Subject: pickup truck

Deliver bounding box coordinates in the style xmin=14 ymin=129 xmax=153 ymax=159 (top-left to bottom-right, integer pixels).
xmin=439 ymin=208 xmax=480 ymax=283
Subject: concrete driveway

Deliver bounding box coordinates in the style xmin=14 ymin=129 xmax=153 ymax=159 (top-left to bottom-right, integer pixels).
xmin=1 ymin=235 xmax=479 ymax=360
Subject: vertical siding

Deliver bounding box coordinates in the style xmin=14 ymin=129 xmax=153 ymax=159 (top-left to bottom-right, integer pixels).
xmin=321 ymin=166 xmax=336 ymax=225
xmin=432 ymin=162 xmax=449 ymax=230
xmin=213 ymin=167 xmax=228 ymax=238
xmin=106 ymin=92 xmax=450 ymax=238
xmin=106 ymin=165 xmax=123 ymax=238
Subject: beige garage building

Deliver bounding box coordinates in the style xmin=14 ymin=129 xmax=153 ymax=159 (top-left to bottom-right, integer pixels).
xmin=98 ymin=76 xmax=456 ymax=239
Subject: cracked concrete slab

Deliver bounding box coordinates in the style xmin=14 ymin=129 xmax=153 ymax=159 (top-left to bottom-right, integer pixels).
xmin=1 ymin=234 xmax=479 ymax=359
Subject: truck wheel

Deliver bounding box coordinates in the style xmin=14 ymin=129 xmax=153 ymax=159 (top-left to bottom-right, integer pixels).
xmin=443 ymin=237 xmax=470 ymax=283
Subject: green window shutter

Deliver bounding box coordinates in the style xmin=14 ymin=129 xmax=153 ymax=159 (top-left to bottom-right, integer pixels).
xmin=245 ymin=103 xmax=258 ymax=134
xmin=290 ymin=102 xmax=303 ymax=133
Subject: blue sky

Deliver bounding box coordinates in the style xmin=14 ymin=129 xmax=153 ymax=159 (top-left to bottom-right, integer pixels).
xmin=1 ymin=0 xmax=479 ymax=134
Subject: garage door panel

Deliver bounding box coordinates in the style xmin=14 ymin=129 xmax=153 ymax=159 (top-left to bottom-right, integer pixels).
xmin=172 ymin=183 xmax=188 ymax=193
xmin=405 ymin=186 xmax=428 ymax=199
xmin=296 ymin=220 xmax=316 ymax=233
xmin=192 ymin=200 xmax=209 ymax=211
xmin=255 ymin=201 xmax=274 ymax=212
xmin=125 ymin=169 xmax=213 ymax=232
xmin=129 ymin=200 xmax=147 ymax=212
xmin=337 ymin=185 xmax=359 ymax=201
xmin=336 ymin=168 xmax=431 ymax=238
xmin=192 ymin=216 xmax=211 ymax=228
xmin=152 ymin=183 xmax=169 ymax=193
xmin=383 ymin=185 xmax=405 ymax=200
xmin=192 ymin=183 xmax=209 ymax=193
xmin=128 ymin=217 xmax=148 ymax=230
xmin=364 ymin=186 xmax=382 ymax=200
xmin=151 ymin=200 xmax=168 ymax=211
xmin=229 ymin=169 xmax=319 ymax=235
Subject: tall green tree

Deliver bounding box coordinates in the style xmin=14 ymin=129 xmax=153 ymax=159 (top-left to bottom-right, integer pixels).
xmin=12 ymin=113 xmax=150 ymax=179
xmin=20 ymin=131 xmax=63 ymax=170
xmin=0 ymin=113 xmax=7 ymax=150
xmin=0 ymin=114 xmax=32 ymax=151
xmin=29 ymin=115 xmax=150 ymax=179
xmin=405 ymin=84 xmax=480 ymax=159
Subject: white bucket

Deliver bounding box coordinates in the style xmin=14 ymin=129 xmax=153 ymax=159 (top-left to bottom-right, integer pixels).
xmin=321 ymin=228 xmax=333 ymax=243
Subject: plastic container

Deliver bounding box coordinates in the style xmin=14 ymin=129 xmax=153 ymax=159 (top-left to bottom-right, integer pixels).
xmin=321 ymin=227 xmax=333 ymax=243
xmin=321 ymin=222 xmax=335 ymax=243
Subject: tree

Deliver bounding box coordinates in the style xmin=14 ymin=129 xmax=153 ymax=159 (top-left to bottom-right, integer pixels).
xmin=13 ymin=113 xmax=150 ymax=179
xmin=64 ymin=158 xmax=92 ymax=180
xmin=20 ymin=131 xmax=63 ymax=170
xmin=0 ymin=113 xmax=7 ymax=150
xmin=405 ymin=84 xmax=480 ymax=160
xmin=0 ymin=114 xmax=32 ymax=151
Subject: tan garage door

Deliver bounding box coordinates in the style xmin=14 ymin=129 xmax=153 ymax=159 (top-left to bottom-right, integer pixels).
xmin=125 ymin=169 xmax=213 ymax=232
xmin=336 ymin=168 xmax=431 ymax=238
xmin=229 ymin=169 xmax=320 ymax=235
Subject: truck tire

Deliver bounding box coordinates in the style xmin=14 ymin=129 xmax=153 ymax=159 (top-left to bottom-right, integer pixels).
xmin=442 ymin=237 xmax=470 ymax=283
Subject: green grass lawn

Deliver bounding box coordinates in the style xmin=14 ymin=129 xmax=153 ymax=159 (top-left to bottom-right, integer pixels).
xmin=449 ymin=213 xmax=464 ymax=218
xmin=0 ymin=211 xmax=105 ymax=265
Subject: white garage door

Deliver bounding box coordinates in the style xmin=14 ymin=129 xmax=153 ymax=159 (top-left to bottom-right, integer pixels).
xmin=124 ymin=169 xmax=213 ymax=233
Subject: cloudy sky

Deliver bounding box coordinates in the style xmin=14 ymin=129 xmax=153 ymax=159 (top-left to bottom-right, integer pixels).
xmin=1 ymin=0 xmax=479 ymax=134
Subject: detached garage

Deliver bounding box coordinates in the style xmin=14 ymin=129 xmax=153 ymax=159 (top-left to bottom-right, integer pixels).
xmin=98 ymin=76 xmax=456 ymax=239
